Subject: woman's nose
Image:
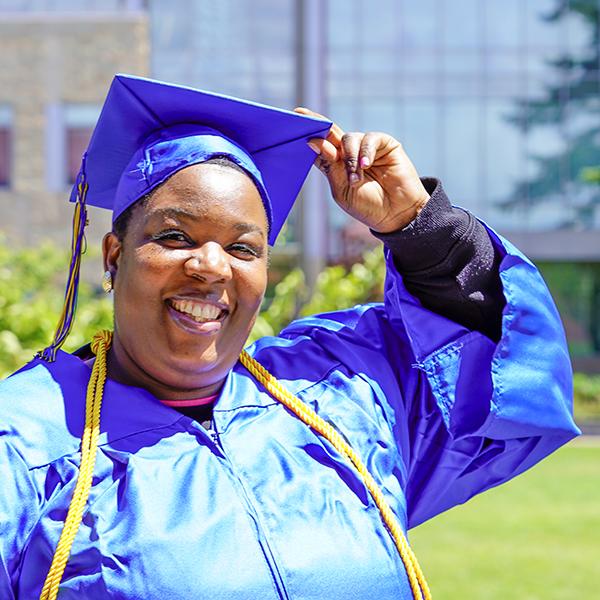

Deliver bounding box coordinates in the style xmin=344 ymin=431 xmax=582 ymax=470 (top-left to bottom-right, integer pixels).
xmin=183 ymin=242 xmax=232 ymax=283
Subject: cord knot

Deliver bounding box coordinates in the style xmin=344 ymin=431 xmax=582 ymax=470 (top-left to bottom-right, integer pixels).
xmin=91 ymin=330 xmax=113 ymax=356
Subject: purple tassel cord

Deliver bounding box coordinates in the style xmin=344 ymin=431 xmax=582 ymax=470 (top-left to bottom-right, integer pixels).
xmin=39 ymin=165 xmax=89 ymax=362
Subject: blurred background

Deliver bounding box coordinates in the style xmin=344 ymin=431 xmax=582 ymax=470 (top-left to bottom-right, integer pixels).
xmin=1 ymin=0 xmax=599 ymax=367
xmin=0 ymin=1 xmax=599 ymax=596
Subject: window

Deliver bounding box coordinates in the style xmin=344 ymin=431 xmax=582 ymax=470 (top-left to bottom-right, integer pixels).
xmin=0 ymin=105 xmax=12 ymax=188
xmin=66 ymin=127 xmax=93 ymax=185
xmin=63 ymin=104 xmax=101 ymax=185
xmin=1 ymin=0 xmax=146 ymax=12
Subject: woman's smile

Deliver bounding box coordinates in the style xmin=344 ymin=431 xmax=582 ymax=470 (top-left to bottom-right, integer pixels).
xmin=166 ymin=296 xmax=230 ymax=335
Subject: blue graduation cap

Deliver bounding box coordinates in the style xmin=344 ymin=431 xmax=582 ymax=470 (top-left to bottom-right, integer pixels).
xmin=41 ymin=74 xmax=332 ymax=360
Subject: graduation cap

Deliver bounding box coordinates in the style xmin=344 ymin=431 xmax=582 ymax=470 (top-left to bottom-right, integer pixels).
xmin=41 ymin=74 xmax=332 ymax=361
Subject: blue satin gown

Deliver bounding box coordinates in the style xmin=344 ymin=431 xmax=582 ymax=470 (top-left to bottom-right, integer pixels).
xmin=0 ymin=229 xmax=579 ymax=599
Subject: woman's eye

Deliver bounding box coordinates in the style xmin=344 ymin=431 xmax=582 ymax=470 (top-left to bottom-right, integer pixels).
xmin=152 ymin=230 xmax=191 ymax=244
xmin=228 ymin=243 xmax=261 ymax=258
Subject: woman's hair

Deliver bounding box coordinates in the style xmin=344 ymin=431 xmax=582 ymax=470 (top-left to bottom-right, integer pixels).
xmin=112 ymin=156 xmax=251 ymax=240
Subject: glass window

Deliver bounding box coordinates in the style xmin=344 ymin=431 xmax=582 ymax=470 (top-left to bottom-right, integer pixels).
xmin=327 ymin=0 xmax=359 ymax=50
xmin=483 ymin=0 xmax=523 ymax=48
xmin=64 ymin=104 xmax=101 ymax=185
xmin=442 ymin=100 xmax=480 ymax=209
xmin=484 ymin=100 xmax=524 ymax=202
xmin=442 ymin=50 xmax=481 ymax=75
xmin=358 ymin=49 xmax=399 ymax=77
xmin=0 ymin=0 xmax=143 ymax=12
xmin=151 ymin=0 xmax=296 ymax=108
xmin=400 ymin=99 xmax=439 ymax=177
xmin=444 ymin=74 xmax=483 ymax=98
xmin=360 ymin=99 xmax=399 ymax=135
xmin=66 ymin=128 xmax=92 ymax=185
xmin=485 ymin=99 xmax=527 ymax=227
xmin=328 ymin=98 xmax=359 ymax=133
xmin=359 ymin=0 xmax=399 ymax=47
xmin=327 ymin=76 xmax=359 ymax=102
xmin=357 ymin=73 xmax=400 ymax=99
xmin=486 ymin=51 xmax=523 ymax=75
xmin=398 ymin=74 xmax=439 ymax=98
xmin=524 ymin=0 xmax=562 ymax=48
xmin=400 ymin=51 xmax=442 ymax=76
xmin=441 ymin=0 xmax=482 ymax=48
xmin=525 ymin=123 xmax=572 ymax=230
xmin=0 ymin=105 xmax=12 ymax=188
xmin=486 ymin=72 xmax=527 ymax=98
xmin=399 ymin=0 xmax=440 ymax=49
xmin=328 ymin=47 xmax=358 ymax=74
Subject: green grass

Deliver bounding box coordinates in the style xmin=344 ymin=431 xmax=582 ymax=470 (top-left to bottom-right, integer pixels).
xmin=409 ymin=439 xmax=600 ymax=599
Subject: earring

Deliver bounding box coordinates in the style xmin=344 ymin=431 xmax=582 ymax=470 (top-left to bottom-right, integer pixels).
xmin=102 ymin=270 xmax=113 ymax=293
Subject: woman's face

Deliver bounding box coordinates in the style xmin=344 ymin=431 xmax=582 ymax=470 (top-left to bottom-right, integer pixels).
xmin=103 ymin=162 xmax=269 ymax=399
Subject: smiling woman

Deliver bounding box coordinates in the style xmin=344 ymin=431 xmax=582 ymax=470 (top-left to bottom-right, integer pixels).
xmin=105 ymin=161 xmax=269 ymax=400
xmin=0 ymin=75 xmax=580 ymax=600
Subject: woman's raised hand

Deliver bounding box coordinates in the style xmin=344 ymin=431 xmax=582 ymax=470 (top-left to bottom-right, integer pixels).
xmin=295 ymin=107 xmax=430 ymax=233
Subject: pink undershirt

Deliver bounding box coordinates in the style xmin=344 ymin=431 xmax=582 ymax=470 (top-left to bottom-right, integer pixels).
xmin=160 ymin=394 xmax=218 ymax=408
xmin=83 ymin=357 xmax=218 ymax=409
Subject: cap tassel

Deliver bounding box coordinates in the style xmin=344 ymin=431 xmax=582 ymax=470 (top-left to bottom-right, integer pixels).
xmin=39 ymin=161 xmax=89 ymax=362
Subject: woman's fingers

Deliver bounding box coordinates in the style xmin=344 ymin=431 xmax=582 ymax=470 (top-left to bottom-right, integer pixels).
xmin=358 ymin=132 xmax=381 ymax=170
xmin=295 ymin=108 xmax=365 ymax=185
xmin=341 ymin=132 xmax=364 ymax=185
xmin=297 ymin=112 xmax=429 ymax=230
xmin=307 ymin=137 xmax=338 ymax=162
xmin=294 ymin=106 xmax=345 ymax=143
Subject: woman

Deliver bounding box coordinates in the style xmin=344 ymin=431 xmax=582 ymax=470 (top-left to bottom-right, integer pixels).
xmin=0 ymin=75 xmax=579 ymax=599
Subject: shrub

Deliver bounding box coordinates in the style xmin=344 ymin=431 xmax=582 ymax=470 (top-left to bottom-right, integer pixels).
xmin=248 ymin=246 xmax=385 ymax=343
xmin=0 ymin=240 xmax=112 ymax=377
xmin=573 ymin=372 xmax=600 ymax=421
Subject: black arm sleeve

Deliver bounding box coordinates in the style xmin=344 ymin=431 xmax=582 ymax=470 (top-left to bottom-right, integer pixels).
xmin=371 ymin=178 xmax=505 ymax=341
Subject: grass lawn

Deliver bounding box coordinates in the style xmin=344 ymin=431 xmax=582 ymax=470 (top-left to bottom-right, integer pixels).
xmin=409 ymin=438 xmax=600 ymax=599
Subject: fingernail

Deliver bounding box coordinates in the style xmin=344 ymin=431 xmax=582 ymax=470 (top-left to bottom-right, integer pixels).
xmin=360 ymin=156 xmax=370 ymax=168
xmin=349 ymin=173 xmax=360 ymax=185
xmin=307 ymin=141 xmax=321 ymax=154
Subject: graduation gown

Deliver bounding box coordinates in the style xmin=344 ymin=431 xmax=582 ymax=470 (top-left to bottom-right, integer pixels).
xmin=0 ymin=229 xmax=579 ymax=599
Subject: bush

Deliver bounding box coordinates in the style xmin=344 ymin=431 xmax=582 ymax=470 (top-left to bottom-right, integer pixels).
xmin=248 ymin=246 xmax=385 ymax=343
xmin=0 ymin=240 xmax=112 ymax=377
xmin=573 ymin=372 xmax=600 ymax=421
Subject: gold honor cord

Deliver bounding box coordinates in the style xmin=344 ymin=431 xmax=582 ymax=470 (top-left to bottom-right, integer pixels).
xmin=40 ymin=330 xmax=111 ymax=600
xmin=41 ymin=331 xmax=431 ymax=600
xmin=239 ymin=351 xmax=431 ymax=600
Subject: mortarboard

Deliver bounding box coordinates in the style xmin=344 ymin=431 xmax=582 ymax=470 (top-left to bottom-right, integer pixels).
xmin=72 ymin=74 xmax=332 ymax=243
xmin=41 ymin=74 xmax=332 ymax=361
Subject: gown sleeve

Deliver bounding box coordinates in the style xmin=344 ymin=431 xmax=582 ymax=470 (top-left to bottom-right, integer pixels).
xmin=372 ymin=177 xmax=505 ymax=342
xmin=384 ymin=226 xmax=579 ymax=527
xmin=0 ymin=438 xmax=40 ymax=598
xmin=279 ymin=180 xmax=580 ymax=529
xmin=375 ymin=179 xmax=579 ymax=526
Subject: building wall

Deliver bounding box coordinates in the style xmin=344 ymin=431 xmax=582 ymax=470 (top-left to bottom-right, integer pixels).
xmin=0 ymin=8 xmax=149 ymax=248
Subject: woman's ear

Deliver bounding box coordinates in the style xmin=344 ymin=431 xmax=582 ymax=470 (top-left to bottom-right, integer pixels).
xmin=102 ymin=232 xmax=122 ymax=276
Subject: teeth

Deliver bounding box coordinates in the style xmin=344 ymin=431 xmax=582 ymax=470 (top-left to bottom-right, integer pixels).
xmin=171 ymin=299 xmax=222 ymax=322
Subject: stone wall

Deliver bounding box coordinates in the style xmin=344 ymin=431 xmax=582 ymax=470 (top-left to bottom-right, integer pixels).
xmin=0 ymin=11 xmax=149 ymax=254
